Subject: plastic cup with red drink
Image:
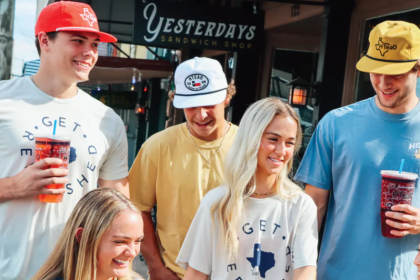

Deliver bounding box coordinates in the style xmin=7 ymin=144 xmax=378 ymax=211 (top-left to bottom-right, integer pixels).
xmin=380 ymin=170 xmax=418 ymax=238
xmin=35 ymin=136 xmax=71 ymax=203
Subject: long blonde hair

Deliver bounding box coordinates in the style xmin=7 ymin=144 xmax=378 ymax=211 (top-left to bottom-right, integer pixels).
xmin=33 ymin=188 xmax=143 ymax=280
xmin=210 ymin=97 xmax=303 ymax=260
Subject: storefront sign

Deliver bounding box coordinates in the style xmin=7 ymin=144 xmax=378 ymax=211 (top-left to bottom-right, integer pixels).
xmin=133 ymin=0 xmax=265 ymax=53
xmin=91 ymin=91 xmax=137 ymax=110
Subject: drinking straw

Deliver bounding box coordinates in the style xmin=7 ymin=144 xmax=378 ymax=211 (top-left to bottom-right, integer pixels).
xmin=53 ymin=120 xmax=57 ymax=136
xmin=399 ymin=159 xmax=405 ymax=174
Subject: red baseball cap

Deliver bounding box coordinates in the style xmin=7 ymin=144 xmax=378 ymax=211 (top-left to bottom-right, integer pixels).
xmin=35 ymin=1 xmax=117 ymax=43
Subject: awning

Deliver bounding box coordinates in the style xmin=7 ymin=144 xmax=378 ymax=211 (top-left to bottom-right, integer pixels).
xmin=81 ymin=66 xmax=172 ymax=85
xmin=79 ymin=56 xmax=173 ymax=85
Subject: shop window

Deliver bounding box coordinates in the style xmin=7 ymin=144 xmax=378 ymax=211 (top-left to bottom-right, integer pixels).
xmin=270 ymin=49 xmax=319 ymax=161
xmin=356 ymin=9 xmax=420 ymax=102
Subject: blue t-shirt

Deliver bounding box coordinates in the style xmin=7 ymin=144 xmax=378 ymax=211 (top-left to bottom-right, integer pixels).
xmin=295 ymin=97 xmax=420 ymax=280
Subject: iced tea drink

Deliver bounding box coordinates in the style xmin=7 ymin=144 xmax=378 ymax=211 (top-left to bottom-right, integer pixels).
xmin=35 ymin=136 xmax=70 ymax=203
xmin=380 ymin=170 xmax=418 ymax=238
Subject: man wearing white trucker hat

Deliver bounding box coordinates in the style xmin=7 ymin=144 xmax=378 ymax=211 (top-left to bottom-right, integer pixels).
xmin=295 ymin=21 xmax=420 ymax=279
xmin=0 ymin=2 xmax=129 ymax=279
xmin=129 ymin=57 xmax=238 ymax=279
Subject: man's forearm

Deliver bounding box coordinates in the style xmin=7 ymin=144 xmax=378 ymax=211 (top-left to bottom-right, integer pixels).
xmin=141 ymin=211 xmax=166 ymax=272
xmin=317 ymin=205 xmax=327 ymax=231
xmin=0 ymin=177 xmax=15 ymax=203
xmin=98 ymin=177 xmax=130 ymax=198
xmin=305 ymin=185 xmax=329 ymax=232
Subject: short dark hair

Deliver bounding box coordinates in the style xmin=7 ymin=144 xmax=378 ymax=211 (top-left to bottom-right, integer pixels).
xmin=412 ymin=60 xmax=420 ymax=72
xmin=35 ymin=32 xmax=59 ymax=56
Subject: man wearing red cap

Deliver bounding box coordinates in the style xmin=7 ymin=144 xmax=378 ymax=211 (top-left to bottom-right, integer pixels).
xmin=0 ymin=2 xmax=129 ymax=279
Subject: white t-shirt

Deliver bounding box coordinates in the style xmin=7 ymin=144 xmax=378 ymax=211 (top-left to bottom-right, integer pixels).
xmin=176 ymin=186 xmax=318 ymax=280
xmin=0 ymin=77 xmax=128 ymax=280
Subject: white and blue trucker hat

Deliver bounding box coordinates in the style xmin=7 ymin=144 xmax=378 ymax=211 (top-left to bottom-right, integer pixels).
xmin=173 ymin=57 xmax=228 ymax=109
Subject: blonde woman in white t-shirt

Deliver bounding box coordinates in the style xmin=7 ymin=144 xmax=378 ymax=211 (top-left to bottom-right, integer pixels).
xmin=176 ymin=97 xmax=318 ymax=280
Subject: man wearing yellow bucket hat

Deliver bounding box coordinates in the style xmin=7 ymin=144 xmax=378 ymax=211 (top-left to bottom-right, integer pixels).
xmin=357 ymin=21 xmax=420 ymax=75
xmin=357 ymin=21 xmax=420 ymax=112
xmin=295 ymin=21 xmax=420 ymax=279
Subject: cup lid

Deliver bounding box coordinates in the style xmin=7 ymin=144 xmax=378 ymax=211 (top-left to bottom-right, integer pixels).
xmin=35 ymin=135 xmax=71 ymax=141
xmin=381 ymin=170 xmax=418 ymax=181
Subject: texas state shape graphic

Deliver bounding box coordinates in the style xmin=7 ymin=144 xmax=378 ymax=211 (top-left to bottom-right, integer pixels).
xmin=70 ymin=147 xmax=77 ymax=164
xmin=246 ymin=244 xmax=275 ymax=278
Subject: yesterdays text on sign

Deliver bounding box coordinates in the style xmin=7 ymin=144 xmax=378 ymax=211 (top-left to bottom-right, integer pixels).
xmin=133 ymin=0 xmax=265 ymax=53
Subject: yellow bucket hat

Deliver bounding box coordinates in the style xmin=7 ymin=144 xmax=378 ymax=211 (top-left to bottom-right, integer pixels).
xmin=356 ymin=21 xmax=420 ymax=75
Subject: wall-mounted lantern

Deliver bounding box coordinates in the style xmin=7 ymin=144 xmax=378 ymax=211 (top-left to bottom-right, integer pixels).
xmin=287 ymin=77 xmax=310 ymax=107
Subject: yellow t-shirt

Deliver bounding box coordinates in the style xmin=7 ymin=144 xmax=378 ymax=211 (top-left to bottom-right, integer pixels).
xmin=129 ymin=122 xmax=238 ymax=278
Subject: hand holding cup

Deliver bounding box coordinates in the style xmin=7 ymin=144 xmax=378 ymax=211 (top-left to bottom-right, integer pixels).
xmin=385 ymin=204 xmax=420 ymax=237
xmin=35 ymin=136 xmax=71 ymax=203
xmin=380 ymin=170 xmax=418 ymax=238
xmin=10 ymin=158 xmax=68 ymax=200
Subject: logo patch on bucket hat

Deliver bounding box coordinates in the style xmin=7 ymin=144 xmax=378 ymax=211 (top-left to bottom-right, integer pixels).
xmin=375 ymin=38 xmax=397 ymax=57
xmin=184 ymin=74 xmax=209 ymax=91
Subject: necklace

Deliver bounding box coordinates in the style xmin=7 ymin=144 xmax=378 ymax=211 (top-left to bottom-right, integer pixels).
xmin=187 ymin=121 xmax=229 ymax=166
xmin=253 ymin=188 xmax=277 ymax=197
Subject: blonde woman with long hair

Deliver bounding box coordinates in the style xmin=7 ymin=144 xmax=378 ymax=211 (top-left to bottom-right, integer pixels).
xmin=176 ymin=97 xmax=318 ymax=280
xmin=33 ymin=188 xmax=144 ymax=280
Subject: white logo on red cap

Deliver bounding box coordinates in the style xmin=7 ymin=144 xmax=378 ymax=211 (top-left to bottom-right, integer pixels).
xmin=80 ymin=8 xmax=97 ymax=27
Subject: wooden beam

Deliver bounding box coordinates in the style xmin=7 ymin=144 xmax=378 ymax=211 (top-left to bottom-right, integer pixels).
xmin=95 ymin=56 xmax=173 ymax=72
xmin=263 ymin=0 xmax=328 ymax=6
xmin=264 ymin=2 xmax=324 ymax=30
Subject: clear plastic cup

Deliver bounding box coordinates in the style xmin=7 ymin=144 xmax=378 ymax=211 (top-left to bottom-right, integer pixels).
xmin=35 ymin=136 xmax=70 ymax=203
xmin=380 ymin=170 xmax=418 ymax=238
